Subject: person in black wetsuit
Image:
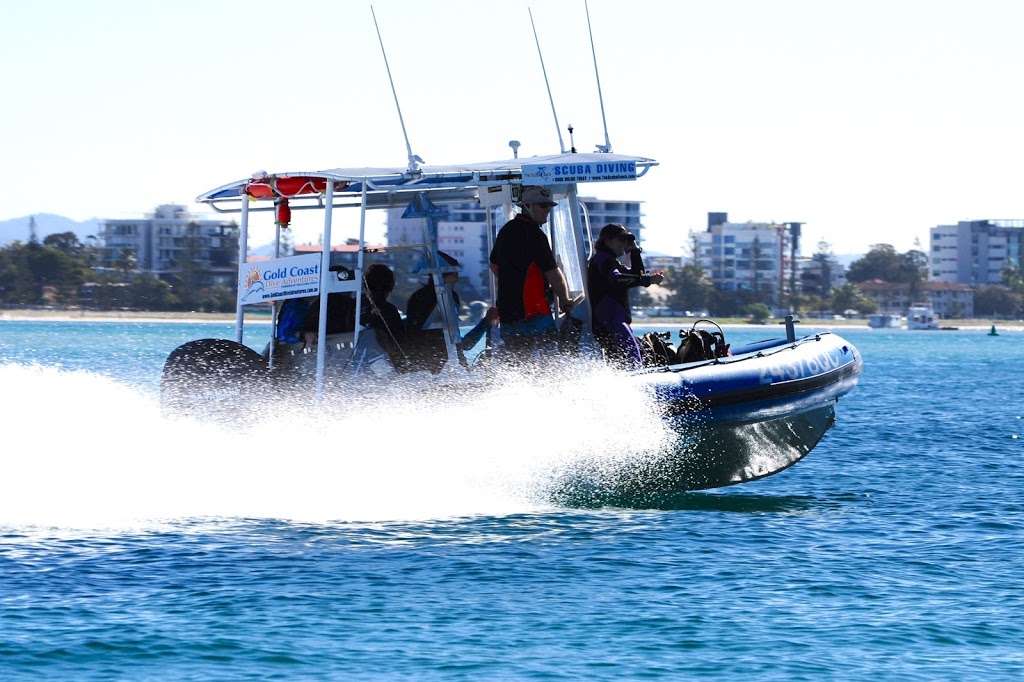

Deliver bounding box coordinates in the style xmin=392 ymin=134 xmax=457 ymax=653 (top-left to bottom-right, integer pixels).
xmin=587 ymin=223 xmax=664 ymax=369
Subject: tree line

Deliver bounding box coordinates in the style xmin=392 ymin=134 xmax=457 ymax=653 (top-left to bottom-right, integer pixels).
xmin=0 ymin=230 xmax=236 ymax=312
xmin=641 ymin=242 xmax=1024 ymax=320
xmin=4 ymin=230 xmax=1022 ymax=319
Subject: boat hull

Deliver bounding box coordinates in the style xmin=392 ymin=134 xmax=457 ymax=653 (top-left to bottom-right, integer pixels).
xmin=551 ymin=332 xmax=861 ymax=502
xmin=552 ymin=403 xmax=836 ymax=505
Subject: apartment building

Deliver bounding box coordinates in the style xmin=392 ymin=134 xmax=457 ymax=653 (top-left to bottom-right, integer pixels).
xmin=930 ymin=219 xmax=1024 ymax=286
xmin=99 ymin=204 xmax=239 ymax=285
xmin=691 ymin=212 xmax=800 ymax=304
xmin=857 ymin=279 xmax=974 ymax=319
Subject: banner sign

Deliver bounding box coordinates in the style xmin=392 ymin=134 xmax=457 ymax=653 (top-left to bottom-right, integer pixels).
xmin=238 ymin=253 xmax=321 ymax=305
xmin=521 ymin=160 xmax=637 ymax=185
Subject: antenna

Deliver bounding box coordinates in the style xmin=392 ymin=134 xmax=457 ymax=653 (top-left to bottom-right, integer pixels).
xmin=529 ymin=8 xmax=566 ymax=154
xmin=371 ymin=6 xmax=423 ymax=172
xmin=585 ymin=0 xmax=612 ymax=153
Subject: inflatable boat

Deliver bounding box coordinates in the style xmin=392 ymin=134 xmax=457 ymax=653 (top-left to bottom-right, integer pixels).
xmin=160 ymin=8 xmax=862 ymax=499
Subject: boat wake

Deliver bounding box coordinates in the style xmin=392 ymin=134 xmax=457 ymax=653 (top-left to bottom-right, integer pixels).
xmin=0 ymin=361 xmax=676 ymax=528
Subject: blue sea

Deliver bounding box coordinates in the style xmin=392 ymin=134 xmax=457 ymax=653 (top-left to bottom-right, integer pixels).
xmin=1 ymin=319 xmax=1022 ymax=680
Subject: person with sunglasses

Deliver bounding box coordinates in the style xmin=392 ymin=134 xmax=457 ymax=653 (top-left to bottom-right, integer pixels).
xmin=489 ymin=186 xmax=574 ymax=365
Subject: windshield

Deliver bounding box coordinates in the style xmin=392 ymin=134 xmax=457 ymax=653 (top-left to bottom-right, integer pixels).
xmin=549 ymin=202 xmax=585 ymax=297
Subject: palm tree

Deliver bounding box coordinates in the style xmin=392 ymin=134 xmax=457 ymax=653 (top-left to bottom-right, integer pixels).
xmin=117 ymin=247 xmax=137 ymax=282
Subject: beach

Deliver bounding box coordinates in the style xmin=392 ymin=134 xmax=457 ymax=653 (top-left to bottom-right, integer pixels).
xmin=2 ymin=307 xmax=1020 ymax=330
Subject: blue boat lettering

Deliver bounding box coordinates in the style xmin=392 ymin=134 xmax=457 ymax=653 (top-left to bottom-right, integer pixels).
xmin=554 ymin=164 xmax=593 ymax=175
xmin=594 ymin=162 xmax=636 ymax=174
xmin=289 ymin=265 xmax=319 ymax=277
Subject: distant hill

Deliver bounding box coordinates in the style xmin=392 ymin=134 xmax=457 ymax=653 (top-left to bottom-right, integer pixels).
xmin=0 ymin=214 xmax=102 ymax=247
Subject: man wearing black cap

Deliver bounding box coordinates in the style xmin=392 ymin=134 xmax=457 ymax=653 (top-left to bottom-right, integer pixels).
xmin=488 ymin=185 xmax=574 ymax=363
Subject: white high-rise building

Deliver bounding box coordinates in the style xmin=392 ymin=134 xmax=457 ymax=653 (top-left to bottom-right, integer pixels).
xmin=930 ymin=219 xmax=1024 ymax=285
xmin=691 ymin=212 xmax=796 ymax=303
xmin=99 ymin=204 xmax=239 ymax=285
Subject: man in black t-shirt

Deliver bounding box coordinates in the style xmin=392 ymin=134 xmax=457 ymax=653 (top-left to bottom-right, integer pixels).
xmin=488 ymin=186 xmax=574 ymax=363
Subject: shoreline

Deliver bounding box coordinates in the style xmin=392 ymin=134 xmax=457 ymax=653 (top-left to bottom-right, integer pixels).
xmin=0 ymin=309 xmax=245 ymax=324
xmin=1 ymin=308 xmax=1020 ymax=330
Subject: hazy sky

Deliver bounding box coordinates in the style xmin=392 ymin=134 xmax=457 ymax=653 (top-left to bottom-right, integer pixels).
xmin=3 ymin=0 xmax=1022 ymax=256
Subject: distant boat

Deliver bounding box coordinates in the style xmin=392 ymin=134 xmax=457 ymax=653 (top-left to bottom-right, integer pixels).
xmin=906 ymin=305 xmax=940 ymax=330
xmin=868 ymin=313 xmax=901 ymax=329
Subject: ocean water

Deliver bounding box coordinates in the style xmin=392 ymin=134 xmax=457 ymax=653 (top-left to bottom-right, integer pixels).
xmin=1 ymin=319 xmax=1022 ymax=680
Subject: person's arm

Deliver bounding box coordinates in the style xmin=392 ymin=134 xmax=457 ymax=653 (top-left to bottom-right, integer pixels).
xmin=621 ymin=250 xmax=644 ymax=277
xmin=606 ymin=261 xmax=648 ymax=288
xmin=608 ymin=251 xmax=663 ymax=288
xmin=626 ymin=248 xmax=664 ymax=286
xmin=544 ymin=267 xmax=573 ymax=312
xmin=460 ymin=307 xmax=497 ymax=351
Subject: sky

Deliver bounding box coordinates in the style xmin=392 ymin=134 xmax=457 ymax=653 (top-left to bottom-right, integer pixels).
xmin=3 ymin=0 xmax=1023 ymax=257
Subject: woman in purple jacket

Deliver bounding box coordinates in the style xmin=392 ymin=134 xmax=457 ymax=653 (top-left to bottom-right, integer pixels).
xmin=587 ymin=223 xmax=665 ymax=369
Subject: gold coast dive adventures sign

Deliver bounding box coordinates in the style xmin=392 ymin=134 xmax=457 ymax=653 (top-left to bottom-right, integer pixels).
xmin=238 ymin=254 xmax=322 ymax=305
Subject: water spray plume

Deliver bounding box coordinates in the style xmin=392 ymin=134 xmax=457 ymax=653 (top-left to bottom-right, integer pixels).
xmin=0 ymin=361 xmax=674 ymax=528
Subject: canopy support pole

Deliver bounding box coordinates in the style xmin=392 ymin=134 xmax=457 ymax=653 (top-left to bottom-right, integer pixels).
xmin=354 ymin=182 xmax=368 ymax=351
xmin=315 ymin=181 xmax=335 ymax=402
xmin=235 ymin=197 xmax=249 ymax=345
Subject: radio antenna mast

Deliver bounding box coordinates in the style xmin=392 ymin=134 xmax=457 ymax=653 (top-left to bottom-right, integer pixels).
xmin=585 ymin=0 xmax=612 ymax=153
xmin=529 ymin=8 xmax=567 ymax=154
xmin=371 ymin=6 xmax=422 ymax=172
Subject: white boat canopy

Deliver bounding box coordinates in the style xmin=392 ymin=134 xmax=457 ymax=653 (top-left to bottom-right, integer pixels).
xmin=196 ymin=151 xmax=657 ymax=396
xmin=196 ymin=152 xmax=658 ymax=211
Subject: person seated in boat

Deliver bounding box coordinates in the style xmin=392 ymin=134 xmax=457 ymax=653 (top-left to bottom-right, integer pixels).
xmin=488 ymin=185 xmax=575 ymax=365
xmin=587 ymin=223 xmax=665 ymax=369
xmin=358 ymin=263 xmax=411 ymax=372
xmin=406 ymin=252 xmax=498 ymax=373
xmin=274 ymin=296 xmax=316 ymax=346
xmin=301 ymin=267 xmax=358 ymax=345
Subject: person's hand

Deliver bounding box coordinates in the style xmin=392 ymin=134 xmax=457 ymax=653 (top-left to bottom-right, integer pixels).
xmin=560 ymin=294 xmax=584 ymax=313
xmin=485 ymin=307 xmax=499 ymax=322
xmin=649 ymin=271 xmax=665 ymax=285
xmin=303 ymin=331 xmax=318 ymax=345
